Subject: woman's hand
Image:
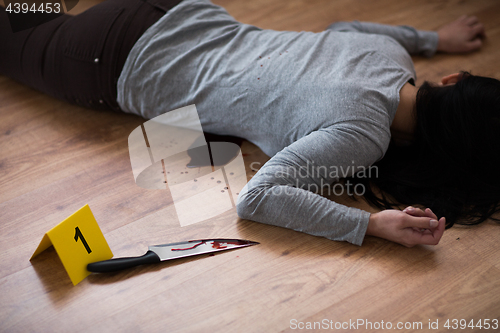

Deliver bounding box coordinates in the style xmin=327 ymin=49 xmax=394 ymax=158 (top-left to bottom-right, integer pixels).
xmin=366 ymin=207 xmax=446 ymax=247
xmin=437 ymin=15 xmax=486 ymax=53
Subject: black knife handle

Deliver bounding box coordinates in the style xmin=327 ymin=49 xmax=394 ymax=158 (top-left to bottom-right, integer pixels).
xmin=87 ymin=250 xmax=161 ymax=273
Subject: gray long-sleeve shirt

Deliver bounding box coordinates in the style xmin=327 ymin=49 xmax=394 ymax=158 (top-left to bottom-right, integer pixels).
xmin=117 ymin=0 xmax=438 ymax=245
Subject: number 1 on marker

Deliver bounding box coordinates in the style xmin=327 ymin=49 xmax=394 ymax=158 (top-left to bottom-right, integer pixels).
xmin=74 ymin=227 xmax=92 ymax=254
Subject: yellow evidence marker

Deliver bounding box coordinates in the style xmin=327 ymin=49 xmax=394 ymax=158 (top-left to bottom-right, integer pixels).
xmin=30 ymin=204 xmax=113 ymax=285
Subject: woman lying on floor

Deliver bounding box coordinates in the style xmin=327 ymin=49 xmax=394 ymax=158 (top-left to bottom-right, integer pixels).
xmin=1 ymin=0 xmax=498 ymax=247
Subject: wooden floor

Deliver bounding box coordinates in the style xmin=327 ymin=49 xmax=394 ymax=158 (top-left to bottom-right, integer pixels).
xmin=1 ymin=0 xmax=499 ymax=332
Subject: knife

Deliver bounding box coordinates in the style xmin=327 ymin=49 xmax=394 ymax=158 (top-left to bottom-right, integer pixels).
xmin=87 ymin=238 xmax=259 ymax=273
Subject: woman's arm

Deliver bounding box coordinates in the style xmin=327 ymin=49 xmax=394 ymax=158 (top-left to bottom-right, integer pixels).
xmin=236 ymin=121 xmax=446 ymax=247
xmin=327 ymin=21 xmax=439 ymax=57
xmin=237 ymin=122 xmax=380 ymax=246
xmin=327 ymin=15 xmax=485 ymax=57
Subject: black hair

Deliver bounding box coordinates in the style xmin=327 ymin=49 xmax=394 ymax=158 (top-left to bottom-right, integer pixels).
xmin=353 ymin=72 xmax=500 ymax=228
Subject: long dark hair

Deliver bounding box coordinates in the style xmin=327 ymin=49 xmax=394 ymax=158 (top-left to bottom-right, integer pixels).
xmin=354 ymin=72 xmax=500 ymax=228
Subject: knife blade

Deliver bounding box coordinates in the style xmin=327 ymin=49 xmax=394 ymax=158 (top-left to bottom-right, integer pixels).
xmin=87 ymin=238 xmax=259 ymax=273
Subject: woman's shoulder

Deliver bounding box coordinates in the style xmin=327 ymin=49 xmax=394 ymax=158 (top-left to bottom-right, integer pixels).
xmin=328 ymin=118 xmax=392 ymax=153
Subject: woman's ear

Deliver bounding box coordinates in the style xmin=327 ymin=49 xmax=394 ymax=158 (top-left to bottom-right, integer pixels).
xmin=440 ymin=73 xmax=462 ymax=86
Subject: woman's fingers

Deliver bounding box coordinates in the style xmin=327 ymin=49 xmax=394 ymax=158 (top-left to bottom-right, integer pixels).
xmin=406 ymin=217 xmax=446 ymax=246
xmin=403 ymin=215 xmax=439 ymax=230
xmin=424 ymin=208 xmax=438 ymax=220
xmin=465 ymin=38 xmax=482 ymax=52
xmin=403 ymin=206 xmax=423 ymax=215
xmin=471 ymin=22 xmax=486 ymax=38
xmin=467 ymin=22 xmax=485 ymax=52
xmin=403 ymin=206 xmax=438 ymax=220
xmin=463 ymin=15 xmax=479 ymax=25
xmin=437 ymin=15 xmax=486 ymax=53
xmin=462 ymin=15 xmax=484 ymax=33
